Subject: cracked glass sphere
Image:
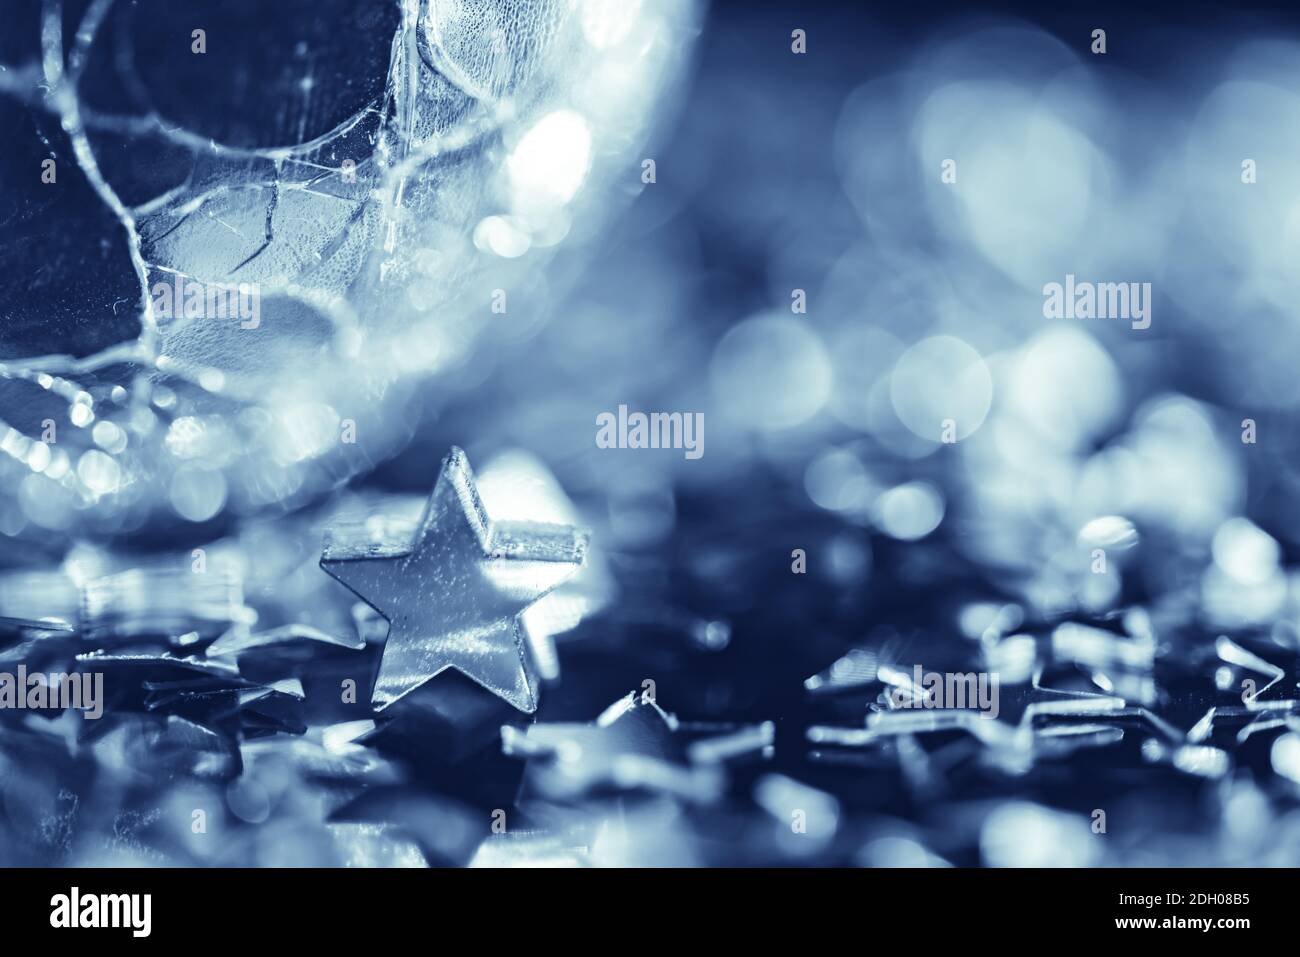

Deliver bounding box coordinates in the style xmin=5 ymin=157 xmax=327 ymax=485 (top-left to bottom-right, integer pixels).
xmin=0 ymin=0 xmax=696 ymax=539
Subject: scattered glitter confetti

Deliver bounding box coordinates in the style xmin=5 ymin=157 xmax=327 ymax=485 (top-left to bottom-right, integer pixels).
xmin=1 ymin=0 xmax=1299 ymax=886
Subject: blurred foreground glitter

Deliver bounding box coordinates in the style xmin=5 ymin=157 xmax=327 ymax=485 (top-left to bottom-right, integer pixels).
xmin=2 ymin=0 xmax=1300 ymax=868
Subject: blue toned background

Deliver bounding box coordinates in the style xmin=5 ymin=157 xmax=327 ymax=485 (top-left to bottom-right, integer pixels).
xmin=2 ymin=0 xmax=1300 ymax=867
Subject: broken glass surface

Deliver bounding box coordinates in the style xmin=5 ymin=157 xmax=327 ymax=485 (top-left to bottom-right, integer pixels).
xmin=0 ymin=0 xmax=697 ymax=537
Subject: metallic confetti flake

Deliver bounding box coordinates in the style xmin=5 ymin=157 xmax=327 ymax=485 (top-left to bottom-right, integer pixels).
xmin=321 ymin=448 xmax=588 ymax=713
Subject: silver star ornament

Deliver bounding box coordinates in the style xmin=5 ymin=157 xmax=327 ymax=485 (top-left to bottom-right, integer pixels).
xmin=320 ymin=447 xmax=590 ymax=713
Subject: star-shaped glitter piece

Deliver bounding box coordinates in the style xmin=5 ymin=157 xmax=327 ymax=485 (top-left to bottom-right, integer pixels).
xmin=320 ymin=447 xmax=589 ymax=713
